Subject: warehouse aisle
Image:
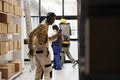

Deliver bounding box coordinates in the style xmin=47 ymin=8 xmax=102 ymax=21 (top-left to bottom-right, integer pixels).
xmin=14 ymin=63 xmax=78 ymax=80
xmin=17 ymin=40 xmax=79 ymax=80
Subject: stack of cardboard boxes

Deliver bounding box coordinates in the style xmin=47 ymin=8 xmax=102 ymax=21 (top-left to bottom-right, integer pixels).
xmin=0 ymin=13 xmax=21 ymax=34
xmin=0 ymin=0 xmax=22 ymax=79
xmin=0 ymin=59 xmax=22 ymax=79
xmin=0 ymin=40 xmax=21 ymax=55
xmin=1 ymin=0 xmax=22 ymax=16
xmin=0 ymin=0 xmax=22 ymax=55
xmin=0 ymin=63 xmax=15 ymax=79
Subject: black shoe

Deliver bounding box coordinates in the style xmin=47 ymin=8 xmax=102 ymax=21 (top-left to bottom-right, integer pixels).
xmin=52 ymin=66 xmax=56 ymax=68
xmin=54 ymin=67 xmax=62 ymax=70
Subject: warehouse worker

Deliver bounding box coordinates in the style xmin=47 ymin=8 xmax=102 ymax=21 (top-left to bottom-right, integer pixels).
xmin=59 ymin=18 xmax=77 ymax=67
xmin=28 ymin=12 xmax=56 ymax=80
xmin=61 ymin=34 xmax=77 ymax=67
xmin=49 ymin=25 xmax=62 ymax=70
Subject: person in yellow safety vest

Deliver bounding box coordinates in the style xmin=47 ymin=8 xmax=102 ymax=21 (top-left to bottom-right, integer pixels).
xmin=60 ymin=18 xmax=77 ymax=67
xmin=61 ymin=34 xmax=77 ymax=67
xmin=28 ymin=12 xmax=57 ymax=80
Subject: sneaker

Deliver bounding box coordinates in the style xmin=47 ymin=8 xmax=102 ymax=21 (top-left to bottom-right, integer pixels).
xmin=72 ymin=61 xmax=77 ymax=67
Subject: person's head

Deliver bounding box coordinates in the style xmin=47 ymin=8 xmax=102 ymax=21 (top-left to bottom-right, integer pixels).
xmin=52 ymin=25 xmax=59 ymax=31
xmin=46 ymin=12 xmax=56 ymax=25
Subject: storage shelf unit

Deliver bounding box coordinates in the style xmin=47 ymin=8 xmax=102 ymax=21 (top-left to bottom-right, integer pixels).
xmin=0 ymin=0 xmax=24 ymax=79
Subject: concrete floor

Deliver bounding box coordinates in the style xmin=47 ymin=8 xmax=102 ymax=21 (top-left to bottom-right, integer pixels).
xmin=14 ymin=63 xmax=79 ymax=80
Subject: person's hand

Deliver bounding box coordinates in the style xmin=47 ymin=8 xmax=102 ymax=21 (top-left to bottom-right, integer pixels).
xmin=57 ymin=29 xmax=62 ymax=35
xmin=59 ymin=29 xmax=62 ymax=32
xmin=28 ymin=49 xmax=34 ymax=58
xmin=45 ymin=43 xmax=48 ymax=48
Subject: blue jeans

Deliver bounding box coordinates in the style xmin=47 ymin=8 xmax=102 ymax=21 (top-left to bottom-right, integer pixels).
xmin=52 ymin=43 xmax=62 ymax=69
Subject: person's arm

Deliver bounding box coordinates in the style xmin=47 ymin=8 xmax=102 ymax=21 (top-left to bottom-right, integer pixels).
xmin=48 ymin=30 xmax=62 ymax=42
xmin=28 ymin=24 xmax=43 ymax=57
xmin=49 ymin=34 xmax=58 ymax=41
xmin=28 ymin=25 xmax=41 ymax=49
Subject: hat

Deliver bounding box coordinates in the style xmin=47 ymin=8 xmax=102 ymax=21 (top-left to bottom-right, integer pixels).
xmin=60 ymin=18 xmax=66 ymax=23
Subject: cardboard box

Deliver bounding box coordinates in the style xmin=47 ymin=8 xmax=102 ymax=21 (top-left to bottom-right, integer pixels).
xmin=2 ymin=0 xmax=9 ymax=3
xmin=17 ymin=40 xmax=21 ymax=49
xmin=0 ymin=13 xmax=12 ymax=23
xmin=13 ymin=0 xmax=17 ymax=6
xmin=9 ymin=4 xmax=14 ymax=14
xmin=9 ymin=60 xmax=22 ymax=72
xmin=0 ymin=71 xmax=1 ymax=80
xmin=8 ymin=0 xmax=13 ymax=4
xmin=16 ymin=24 xmax=21 ymax=33
xmin=0 ymin=63 xmax=15 ymax=75
xmin=15 ymin=62 xmax=22 ymax=72
xmin=0 ymin=1 xmax=2 ymax=11
xmin=0 ymin=23 xmax=7 ymax=33
xmin=0 ymin=23 xmax=2 ymax=33
xmin=2 ymin=1 xmax=9 ymax=13
xmin=19 ymin=8 xmax=22 ymax=16
xmin=7 ymin=23 xmax=16 ymax=33
xmin=13 ymin=40 xmax=17 ymax=50
xmin=9 ymin=41 xmax=13 ymax=51
xmin=0 ymin=41 xmax=9 ymax=54
xmin=14 ymin=5 xmax=22 ymax=16
xmin=7 ymin=63 xmax=15 ymax=74
xmin=14 ymin=5 xmax=18 ymax=16
xmin=2 ymin=0 xmax=13 ymax=5
xmin=0 ymin=66 xmax=11 ymax=79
